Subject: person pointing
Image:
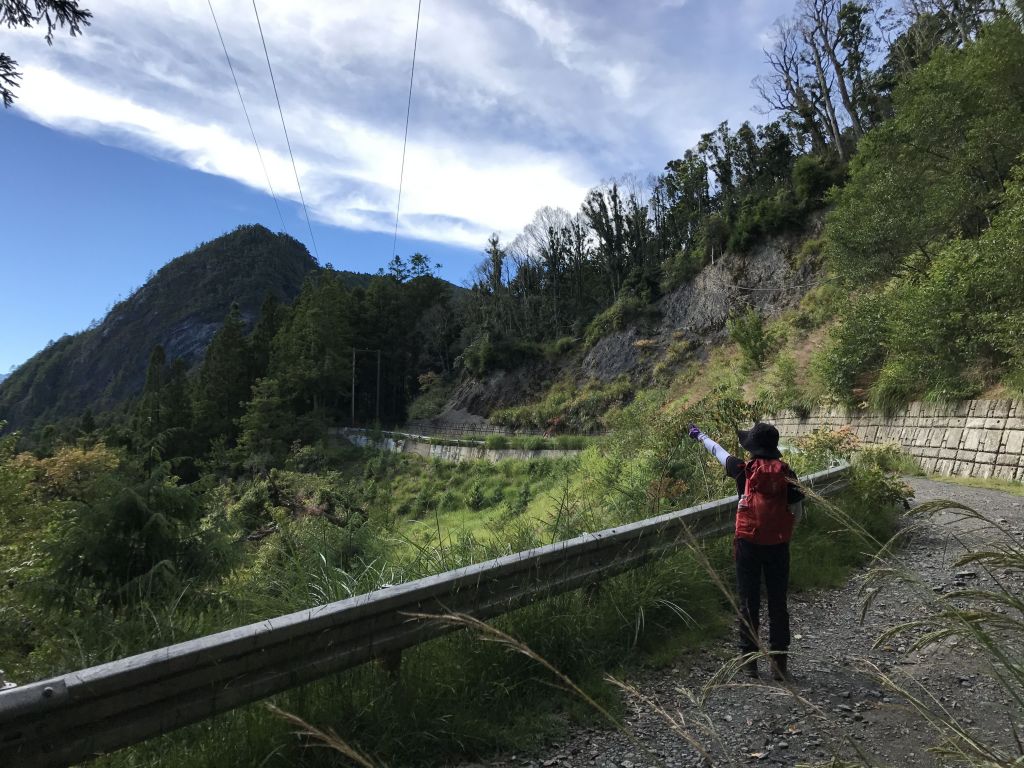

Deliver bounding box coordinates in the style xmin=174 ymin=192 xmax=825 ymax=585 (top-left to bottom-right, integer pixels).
xmin=689 ymin=422 xmax=804 ymax=680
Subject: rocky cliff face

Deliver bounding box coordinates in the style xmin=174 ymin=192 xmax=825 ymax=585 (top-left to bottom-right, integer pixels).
xmin=447 ymin=362 xmax=562 ymax=419
xmin=581 ymin=226 xmax=819 ymax=383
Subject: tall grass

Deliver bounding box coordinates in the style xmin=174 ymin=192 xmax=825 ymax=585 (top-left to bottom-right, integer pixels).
xmin=297 ymin=477 xmax=1024 ymax=768
xmin=859 ymin=498 xmax=1024 ymax=766
xmin=85 ymin=450 xmax=904 ymax=768
xmin=251 ymin=454 xmax=908 ymax=768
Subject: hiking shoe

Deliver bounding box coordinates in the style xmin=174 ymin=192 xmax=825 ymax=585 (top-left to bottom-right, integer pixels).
xmin=770 ymin=654 xmax=789 ymax=681
xmin=742 ymin=659 xmax=760 ymax=680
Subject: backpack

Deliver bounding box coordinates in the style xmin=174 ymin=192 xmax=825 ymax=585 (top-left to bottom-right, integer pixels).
xmin=735 ymin=458 xmax=794 ymax=545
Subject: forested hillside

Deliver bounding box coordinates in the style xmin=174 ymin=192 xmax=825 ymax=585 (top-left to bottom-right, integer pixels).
xmin=0 ymin=225 xmax=318 ymax=430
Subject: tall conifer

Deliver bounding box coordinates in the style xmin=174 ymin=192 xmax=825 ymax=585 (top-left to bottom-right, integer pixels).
xmin=193 ymin=304 xmax=255 ymax=446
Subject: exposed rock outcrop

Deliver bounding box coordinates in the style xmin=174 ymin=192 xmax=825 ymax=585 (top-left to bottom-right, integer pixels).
xmin=581 ymin=225 xmax=820 ymax=383
xmin=447 ymin=363 xmax=561 ymax=417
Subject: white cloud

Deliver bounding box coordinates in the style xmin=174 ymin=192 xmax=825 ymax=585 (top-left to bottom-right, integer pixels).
xmin=3 ymin=0 xmax=797 ymax=249
xmin=497 ymin=0 xmax=580 ymax=65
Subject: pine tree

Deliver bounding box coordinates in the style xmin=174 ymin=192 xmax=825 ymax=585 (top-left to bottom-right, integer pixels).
xmin=270 ymin=275 xmax=352 ymax=415
xmin=251 ymin=293 xmax=285 ymax=380
xmin=160 ymin=358 xmax=195 ymax=466
xmin=236 ymin=377 xmax=292 ymax=469
xmin=134 ymin=345 xmax=166 ymax=443
xmin=193 ymin=304 xmax=255 ymax=446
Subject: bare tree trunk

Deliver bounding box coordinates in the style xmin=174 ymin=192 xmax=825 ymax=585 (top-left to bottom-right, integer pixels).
xmin=805 ymin=29 xmax=846 ymax=158
xmin=757 ymin=18 xmax=832 ymax=154
xmin=827 ymin=50 xmax=862 ymax=136
xmin=798 ymin=0 xmax=856 ymax=141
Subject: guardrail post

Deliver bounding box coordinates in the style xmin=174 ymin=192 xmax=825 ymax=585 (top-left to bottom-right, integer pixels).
xmin=379 ymin=650 xmax=402 ymax=678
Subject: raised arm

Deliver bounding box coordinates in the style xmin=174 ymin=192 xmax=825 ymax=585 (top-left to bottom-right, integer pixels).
xmin=688 ymin=424 xmax=731 ymax=467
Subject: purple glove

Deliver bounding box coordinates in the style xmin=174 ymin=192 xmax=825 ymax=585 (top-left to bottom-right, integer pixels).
xmin=688 ymin=424 xmax=702 ymax=441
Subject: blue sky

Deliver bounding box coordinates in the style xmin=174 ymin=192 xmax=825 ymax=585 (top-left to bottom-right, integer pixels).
xmin=0 ymin=0 xmax=795 ymax=373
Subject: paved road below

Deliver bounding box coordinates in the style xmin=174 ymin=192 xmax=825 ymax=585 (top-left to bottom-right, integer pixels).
xmin=461 ymin=477 xmax=1024 ymax=768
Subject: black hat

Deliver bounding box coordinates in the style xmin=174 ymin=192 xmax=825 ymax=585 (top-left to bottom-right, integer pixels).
xmin=736 ymin=422 xmax=782 ymax=460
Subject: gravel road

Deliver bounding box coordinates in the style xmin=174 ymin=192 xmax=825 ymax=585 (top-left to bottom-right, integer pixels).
xmin=460 ymin=477 xmax=1024 ymax=768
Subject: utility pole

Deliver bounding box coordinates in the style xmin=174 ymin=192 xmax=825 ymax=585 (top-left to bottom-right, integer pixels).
xmin=351 ymin=347 xmax=383 ymax=427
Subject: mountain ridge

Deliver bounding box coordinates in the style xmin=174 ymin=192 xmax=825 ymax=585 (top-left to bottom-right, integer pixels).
xmin=0 ymin=225 xmax=352 ymax=430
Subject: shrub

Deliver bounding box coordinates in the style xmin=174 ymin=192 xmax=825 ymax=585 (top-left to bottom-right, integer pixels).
xmin=437 ymin=489 xmax=461 ymax=511
xmin=726 ymin=307 xmax=779 ymax=371
xmin=653 ymin=339 xmax=693 ymax=383
xmin=458 ymin=334 xmax=543 ymax=377
xmin=485 ymin=435 xmax=509 ymax=450
xmin=811 ymin=293 xmax=889 ymax=403
xmin=490 ymin=377 xmax=631 ymax=433
xmin=15 ymin=442 xmax=121 ymax=501
xmin=792 ymin=153 xmax=846 ymax=208
xmin=285 ymin=443 xmax=332 ymax=473
xmin=855 ymin=442 xmax=923 ymax=477
xmin=543 ymin=337 xmax=577 ymax=359
xmin=792 ymin=280 xmax=843 ymax=333
xmin=407 ymin=373 xmax=455 ymax=421
xmin=412 ymin=486 xmax=438 ymax=517
xmin=500 ymin=484 xmax=531 ymax=521
xmin=459 ymin=333 xmax=494 ymax=378
xmin=49 ymin=472 xmax=213 ymax=604
xmin=466 ymin=481 xmax=487 ymax=510
xmin=582 ymin=294 xmax=650 ymax=349
xmin=791 ymin=427 xmax=860 ymax=473
xmin=727 ymin=190 xmax=804 ymax=253
xmin=227 ymin=479 xmax=273 ymax=531
xmin=755 ymin=353 xmax=808 ymax=417
xmin=660 ymin=247 xmax=708 ymax=292
xmin=793 ymin=236 xmax=824 ymax=269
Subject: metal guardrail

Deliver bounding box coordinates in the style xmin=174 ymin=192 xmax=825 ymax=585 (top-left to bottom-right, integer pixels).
xmin=0 ymin=464 xmax=850 ymax=768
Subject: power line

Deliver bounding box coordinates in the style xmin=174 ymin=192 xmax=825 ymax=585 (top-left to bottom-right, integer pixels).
xmin=207 ymin=0 xmax=288 ymax=234
xmin=251 ymin=0 xmax=321 ymax=262
xmin=392 ymin=0 xmax=424 ymax=261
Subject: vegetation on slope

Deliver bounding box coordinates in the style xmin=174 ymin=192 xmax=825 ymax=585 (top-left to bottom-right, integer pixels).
xmin=818 ymin=18 xmax=1024 ymax=409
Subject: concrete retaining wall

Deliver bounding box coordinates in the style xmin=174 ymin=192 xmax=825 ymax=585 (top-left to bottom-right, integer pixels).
xmin=773 ymin=400 xmax=1024 ymax=480
xmin=340 ymin=431 xmax=579 ymax=464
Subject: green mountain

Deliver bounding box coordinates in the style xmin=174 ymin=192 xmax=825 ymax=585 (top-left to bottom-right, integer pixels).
xmin=0 ymin=225 xmax=336 ymax=430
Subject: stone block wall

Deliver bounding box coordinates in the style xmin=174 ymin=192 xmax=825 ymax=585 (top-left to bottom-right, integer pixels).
xmin=773 ymin=399 xmax=1024 ymax=481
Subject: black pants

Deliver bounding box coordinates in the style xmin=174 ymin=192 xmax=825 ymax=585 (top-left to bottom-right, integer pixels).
xmin=735 ymin=538 xmax=790 ymax=654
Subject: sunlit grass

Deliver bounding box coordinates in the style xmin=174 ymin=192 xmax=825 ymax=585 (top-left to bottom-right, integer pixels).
xmin=926 ymin=473 xmax=1024 ymax=497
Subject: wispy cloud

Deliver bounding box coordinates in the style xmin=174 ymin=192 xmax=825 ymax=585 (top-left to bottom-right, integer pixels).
xmin=4 ymin=0 xmax=796 ymax=248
